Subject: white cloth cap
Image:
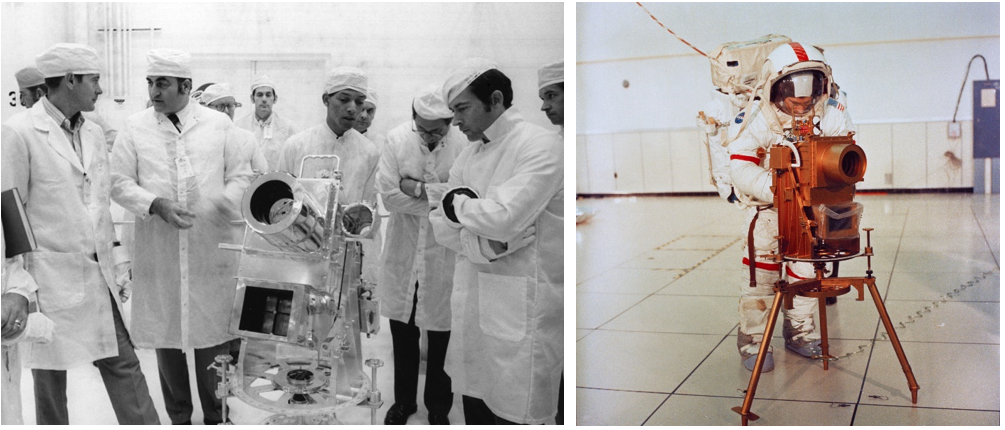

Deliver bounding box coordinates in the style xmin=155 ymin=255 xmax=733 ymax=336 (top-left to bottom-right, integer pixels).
xmin=35 ymin=43 xmax=101 ymax=78
xmin=200 ymin=83 xmax=233 ymax=105
xmin=324 ymin=67 xmax=367 ymax=95
xmin=538 ymin=60 xmax=563 ymax=90
xmin=146 ymin=49 xmax=192 ymax=79
xmin=251 ymin=75 xmax=276 ymax=93
xmin=442 ymin=58 xmax=498 ymax=104
xmin=16 ymin=66 xmax=45 ymax=88
xmin=413 ymin=84 xmax=452 ymax=120
xmin=364 ymin=87 xmax=378 ymax=107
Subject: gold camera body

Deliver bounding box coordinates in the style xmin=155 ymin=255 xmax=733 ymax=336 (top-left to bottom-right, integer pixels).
xmin=769 ymin=118 xmax=866 ymax=260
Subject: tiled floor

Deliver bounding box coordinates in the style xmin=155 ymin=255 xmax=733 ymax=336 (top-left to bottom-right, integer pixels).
xmin=576 ymin=193 xmax=1000 ymax=426
xmin=14 ymin=314 xmax=468 ymax=425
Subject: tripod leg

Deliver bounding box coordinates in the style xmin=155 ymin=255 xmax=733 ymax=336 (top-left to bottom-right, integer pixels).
xmin=866 ymin=281 xmax=920 ymax=403
xmin=733 ymin=290 xmax=785 ymax=425
xmin=818 ymin=296 xmax=829 ymax=370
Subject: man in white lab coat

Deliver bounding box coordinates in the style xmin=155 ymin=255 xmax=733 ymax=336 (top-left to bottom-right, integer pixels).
xmin=235 ymin=75 xmax=301 ymax=168
xmin=354 ymin=87 xmax=387 ymax=151
xmin=201 ymin=83 xmax=269 ymax=173
xmin=538 ymin=59 xmax=565 ymax=137
xmin=110 ymin=49 xmax=254 ymax=425
xmin=16 ymin=65 xmax=119 ymax=151
xmin=430 ymin=59 xmax=563 ymax=425
xmin=377 ymin=85 xmax=467 ymax=425
xmin=277 ymin=67 xmax=382 ymax=281
xmin=2 ymin=43 xmax=160 ymax=425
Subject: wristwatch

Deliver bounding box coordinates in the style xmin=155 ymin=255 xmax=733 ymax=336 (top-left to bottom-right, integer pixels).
xmin=414 ymin=181 xmax=423 ymax=198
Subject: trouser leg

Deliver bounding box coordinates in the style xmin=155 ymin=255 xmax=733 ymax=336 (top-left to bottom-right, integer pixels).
xmin=93 ymin=292 xmax=160 ymax=424
xmin=423 ymin=329 xmax=452 ymax=416
xmin=556 ymin=373 xmax=563 ymax=425
xmin=2 ymin=345 xmax=24 ymax=425
xmin=462 ymin=395 xmax=498 ymax=425
xmin=193 ymin=339 xmax=239 ymax=425
xmin=389 ymin=319 xmax=420 ymax=406
xmin=156 ymin=348 xmax=193 ymax=424
xmin=32 ymin=368 xmax=69 ymax=425
xmin=783 ymin=261 xmax=820 ymax=347
xmin=737 ymin=207 xmax=781 ymax=360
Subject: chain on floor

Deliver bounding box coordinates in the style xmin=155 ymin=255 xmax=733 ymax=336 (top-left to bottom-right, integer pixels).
xmin=812 ymin=269 xmax=999 ymax=362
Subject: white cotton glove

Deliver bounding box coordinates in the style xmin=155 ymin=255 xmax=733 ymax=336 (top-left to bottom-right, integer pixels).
xmin=112 ymin=245 xmax=132 ymax=303
xmin=480 ymin=225 xmax=537 ymax=261
xmin=1 ymin=312 xmax=54 ymax=346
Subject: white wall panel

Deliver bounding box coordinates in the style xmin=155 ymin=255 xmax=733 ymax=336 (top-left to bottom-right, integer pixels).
xmin=891 ymin=123 xmax=928 ymax=189
xmin=613 ymin=133 xmax=645 ymax=193
xmin=639 ymin=131 xmax=673 ymax=192
xmin=856 ymin=123 xmax=893 ymax=190
xmin=577 ymin=134 xmax=590 ymax=194
xmin=586 ymin=134 xmax=616 ymax=194
xmin=925 ymin=122 xmax=967 ymax=188
xmin=668 ymin=129 xmax=705 ymax=192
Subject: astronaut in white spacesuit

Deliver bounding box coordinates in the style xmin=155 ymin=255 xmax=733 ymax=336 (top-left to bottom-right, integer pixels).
xmin=727 ymin=42 xmax=855 ymax=372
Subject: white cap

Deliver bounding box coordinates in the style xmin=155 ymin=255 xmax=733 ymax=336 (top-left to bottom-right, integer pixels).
xmin=200 ymin=83 xmax=234 ymax=105
xmin=364 ymin=87 xmax=378 ymax=107
xmin=537 ymin=60 xmax=563 ymax=90
xmin=413 ymin=84 xmax=452 ymax=120
xmin=35 ymin=44 xmax=101 ymax=78
xmin=251 ymin=75 xmax=276 ymax=93
xmin=324 ymin=67 xmax=367 ymax=95
xmin=146 ymin=49 xmax=192 ymax=79
xmin=15 ymin=66 xmax=45 ymax=89
xmin=442 ymin=58 xmax=498 ymax=104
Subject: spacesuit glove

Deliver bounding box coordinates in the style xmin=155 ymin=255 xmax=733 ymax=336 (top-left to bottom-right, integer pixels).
xmin=440 ymin=186 xmax=479 ymax=226
xmin=480 ymin=225 xmax=537 ymax=261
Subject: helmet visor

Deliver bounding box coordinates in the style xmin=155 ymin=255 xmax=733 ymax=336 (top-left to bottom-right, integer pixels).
xmin=771 ymin=71 xmax=826 ymax=116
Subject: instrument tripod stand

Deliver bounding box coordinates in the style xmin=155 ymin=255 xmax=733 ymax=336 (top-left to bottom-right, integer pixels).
xmin=731 ymin=228 xmax=920 ymax=425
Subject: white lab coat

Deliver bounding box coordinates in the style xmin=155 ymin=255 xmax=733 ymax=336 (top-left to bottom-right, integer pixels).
xmin=235 ymin=111 xmax=300 ymax=169
xmin=1 ymin=214 xmax=37 ymax=425
xmin=1 ymin=102 xmax=123 ymax=369
xmin=727 ymin=100 xmax=855 ymax=357
xmin=376 ymin=123 xmax=467 ymax=331
xmin=110 ymin=103 xmax=253 ymax=350
xmin=277 ymin=124 xmax=382 ymax=281
xmin=236 ymin=126 xmax=269 ymax=174
xmin=429 ymin=109 xmax=563 ymax=424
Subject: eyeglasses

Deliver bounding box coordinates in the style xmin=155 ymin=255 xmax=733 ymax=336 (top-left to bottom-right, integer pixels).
xmin=411 ymin=120 xmax=448 ymax=140
xmin=210 ymin=102 xmax=242 ymax=111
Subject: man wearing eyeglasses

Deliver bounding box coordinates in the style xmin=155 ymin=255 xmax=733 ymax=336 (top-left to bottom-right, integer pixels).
xmin=200 ymin=83 xmax=267 ymax=174
xmin=375 ymin=85 xmax=467 ymax=425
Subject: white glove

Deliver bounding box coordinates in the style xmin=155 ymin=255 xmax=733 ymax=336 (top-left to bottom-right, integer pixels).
xmin=112 ymin=245 xmax=132 ymax=303
xmin=480 ymin=225 xmax=537 ymax=261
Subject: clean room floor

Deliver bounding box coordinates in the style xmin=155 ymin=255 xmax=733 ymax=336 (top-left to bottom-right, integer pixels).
xmin=15 ymin=315 xmax=467 ymax=425
xmin=576 ymin=193 xmax=999 ymax=426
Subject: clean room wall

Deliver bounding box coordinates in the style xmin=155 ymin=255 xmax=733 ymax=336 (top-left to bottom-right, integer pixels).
xmin=577 ymin=2 xmax=999 ymax=193
xmin=2 ymin=2 xmax=564 ymax=138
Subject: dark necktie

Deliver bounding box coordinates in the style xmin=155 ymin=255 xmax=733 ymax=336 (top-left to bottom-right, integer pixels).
xmin=167 ymin=113 xmax=181 ymax=133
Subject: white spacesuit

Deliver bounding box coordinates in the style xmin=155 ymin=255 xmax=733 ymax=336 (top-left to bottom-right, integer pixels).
xmin=727 ymin=42 xmax=855 ymax=372
xmin=697 ymin=89 xmax=749 ymax=202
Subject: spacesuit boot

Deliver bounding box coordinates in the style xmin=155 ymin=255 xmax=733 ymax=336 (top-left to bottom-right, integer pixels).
xmin=782 ymin=296 xmax=821 ymax=358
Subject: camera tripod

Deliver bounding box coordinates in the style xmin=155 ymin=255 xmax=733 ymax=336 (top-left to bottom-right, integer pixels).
xmin=731 ymin=228 xmax=920 ymax=425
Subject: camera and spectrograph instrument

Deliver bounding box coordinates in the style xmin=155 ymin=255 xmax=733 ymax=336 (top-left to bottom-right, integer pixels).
xmin=732 ymin=118 xmax=920 ymax=426
xmin=214 ymin=156 xmax=384 ymax=425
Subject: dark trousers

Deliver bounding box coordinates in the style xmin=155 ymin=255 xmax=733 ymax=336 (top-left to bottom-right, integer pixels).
xmin=389 ymin=281 xmax=453 ymax=415
xmin=556 ymin=373 xmax=564 ymax=424
xmin=32 ymin=291 xmax=160 ymax=425
xmin=462 ymin=395 xmax=519 ymax=425
xmin=155 ymin=339 xmax=239 ymax=425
